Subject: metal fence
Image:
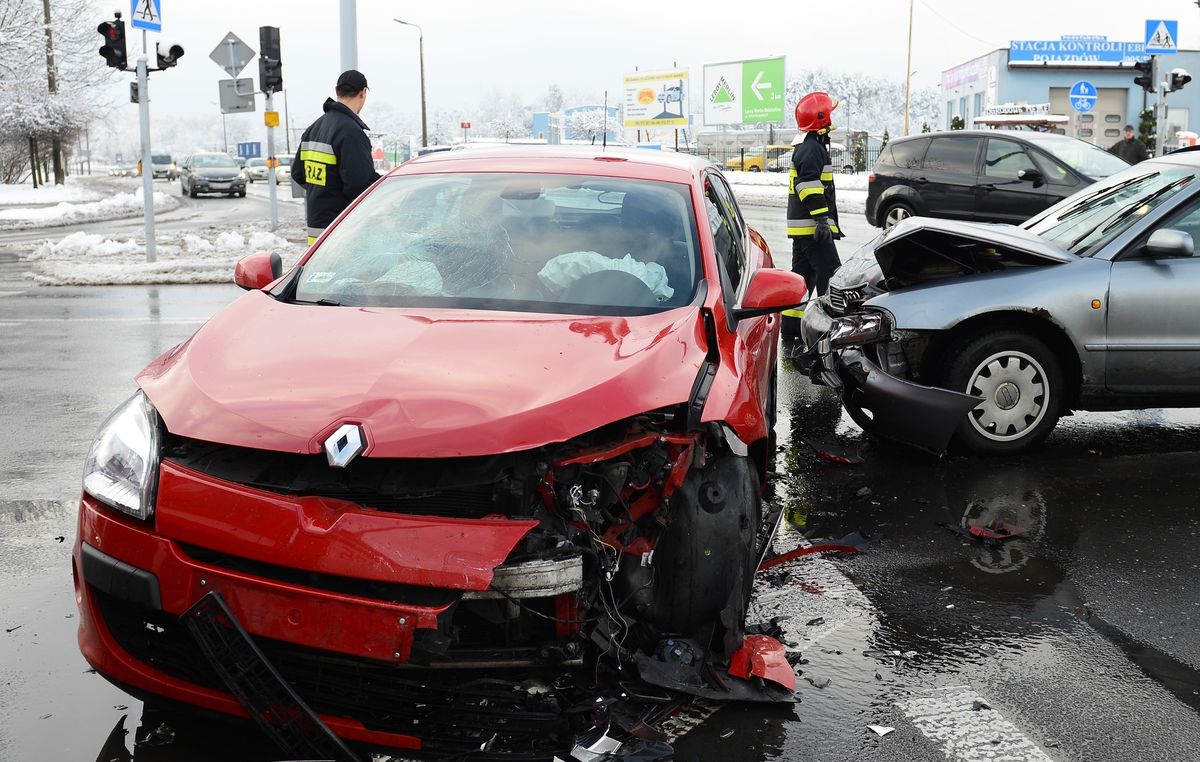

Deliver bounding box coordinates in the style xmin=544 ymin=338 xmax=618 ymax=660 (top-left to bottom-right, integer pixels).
xmin=693 ymin=145 xmax=884 ymax=174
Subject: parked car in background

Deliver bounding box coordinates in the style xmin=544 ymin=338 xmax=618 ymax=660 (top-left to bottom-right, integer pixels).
xmin=74 ymin=147 xmax=806 ymax=757
xmin=866 ymin=130 xmax=1129 ymax=229
xmin=724 ymin=145 xmax=794 ymax=173
xmin=178 ymin=152 xmax=247 ymax=198
xmin=150 ymin=153 xmax=176 ymax=180
xmin=274 ymin=154 xmax=292 ymax=182
xmin=245 ymin=157 xmax=268 ymax=182
xmin=802 ymin=149 xmax=1200 ymax=455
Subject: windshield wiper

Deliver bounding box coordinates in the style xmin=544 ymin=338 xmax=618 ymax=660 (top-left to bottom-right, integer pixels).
xmin=1055 ymin=173 xmax=1157 ymax=220
xmin=1067 ymin=177 xmax=1193 ymax=249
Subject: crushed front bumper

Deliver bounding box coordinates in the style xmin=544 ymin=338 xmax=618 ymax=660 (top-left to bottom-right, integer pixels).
xmin=72 ymin=459 xmax=569 ymax=755
xmin=812 ymin=344 xmax=981 ymax=454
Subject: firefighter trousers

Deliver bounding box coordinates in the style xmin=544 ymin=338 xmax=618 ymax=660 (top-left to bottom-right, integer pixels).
xmin=791 ymin=236 xmax=841 ymax=299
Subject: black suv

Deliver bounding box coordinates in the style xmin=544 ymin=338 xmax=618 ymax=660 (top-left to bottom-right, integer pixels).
xmin=865 ymin=130 xmax=1130 ymax=228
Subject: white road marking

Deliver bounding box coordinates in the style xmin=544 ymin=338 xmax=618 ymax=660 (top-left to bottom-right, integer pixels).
xmin=897 ymin=687 xmax=1055 ymax=761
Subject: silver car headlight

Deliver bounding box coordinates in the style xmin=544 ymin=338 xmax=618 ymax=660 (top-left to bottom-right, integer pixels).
xmin=82 ymin=391 xmax=162 ymax=520
xmin=828 ymin=313 xmax=884 ymax=348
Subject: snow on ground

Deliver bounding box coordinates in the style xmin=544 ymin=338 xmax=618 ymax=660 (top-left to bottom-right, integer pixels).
xmin=0 ymin=181 xmax=101 ymax=206
xmin=0 ymin=188 xmax=178 ymax=229
xmin=728 ymin=171 xmax=869 ymax=212
xmin=20 ymin=225 xmax=303 ymax=286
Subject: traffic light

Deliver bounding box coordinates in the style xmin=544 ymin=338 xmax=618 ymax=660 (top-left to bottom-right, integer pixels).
xmin=156 ymin=41 xmax=184 ymax=70
xmin=259 ymin=26 xmax=283 ymax=94
xmin=1168 ymin=68 xmax=1193 ymax=93
xmin=97 ymin=14 xmax=127 ymax=70
xmin=1133 ymin=58 xmax=1155 ymax=93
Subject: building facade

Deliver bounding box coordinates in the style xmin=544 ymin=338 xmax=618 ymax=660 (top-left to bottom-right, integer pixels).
xmin=942 ymin=36 xmax=1200 ymax=149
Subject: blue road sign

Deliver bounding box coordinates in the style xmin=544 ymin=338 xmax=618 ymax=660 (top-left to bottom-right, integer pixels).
xmin=1145 ymin=19 xmax=1178 ymax=54
xmin=237 ymin=142 xmax=262 ymax=159
xmin=130 ymin=0 xmax=161 ymax=32
xmin=1069 ymin=80 xmax=1097 ymax=113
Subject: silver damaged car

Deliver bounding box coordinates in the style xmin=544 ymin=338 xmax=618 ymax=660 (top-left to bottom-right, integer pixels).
xmin=800 ymin=150 xmax=1200 ymax=454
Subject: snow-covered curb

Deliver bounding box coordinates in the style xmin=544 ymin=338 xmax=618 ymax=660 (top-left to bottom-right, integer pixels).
xmin=727 ymin=172 xmax=870 ymax=209
xmin=0 ymin=181 xmax=100 ymax=206
xmin=731 ymin=185 xmax=868 ymax=215
xmin=20 ymin=227 xmax=303 ymax=286
xmin=0 ymin=188 xmax=179 ymax=230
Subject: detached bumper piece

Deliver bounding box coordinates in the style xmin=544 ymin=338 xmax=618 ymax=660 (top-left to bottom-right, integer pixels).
xmin=834 ymin=348 xmax=982 ymax=454
xmin=181 ymin=591 xmax=361 ymax=762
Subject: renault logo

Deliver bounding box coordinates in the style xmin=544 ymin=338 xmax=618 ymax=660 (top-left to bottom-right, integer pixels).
xmin=324 ymin=423 xmax=364 ymax=468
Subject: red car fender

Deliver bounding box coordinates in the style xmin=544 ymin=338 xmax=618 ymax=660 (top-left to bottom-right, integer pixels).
xmin=728 ymin=634 xmax=796 ymax=692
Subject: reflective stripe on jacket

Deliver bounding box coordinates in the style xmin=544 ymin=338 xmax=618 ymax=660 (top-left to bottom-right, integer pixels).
xmin=291 ymin=98 xmax=381 ymax=230
xmin=786 ymin=132 xmax=840 ymax=238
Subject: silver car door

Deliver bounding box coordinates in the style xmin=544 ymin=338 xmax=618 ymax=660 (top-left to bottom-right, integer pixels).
xmin=1106 ymin=197 xmax=1200 ymax=393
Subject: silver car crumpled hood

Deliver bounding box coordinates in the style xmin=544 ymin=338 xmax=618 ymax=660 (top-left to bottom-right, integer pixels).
xmin=874 ymin=217 xmax=1075 ymax=288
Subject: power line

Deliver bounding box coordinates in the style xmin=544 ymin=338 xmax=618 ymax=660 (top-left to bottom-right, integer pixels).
xmin=916 ymin=0 xmax=1003 ymax=49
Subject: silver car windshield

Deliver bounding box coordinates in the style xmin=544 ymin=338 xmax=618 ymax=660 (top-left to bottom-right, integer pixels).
xmin=291 ymin=172 xmax=701 ymax=315
xmin=1025 ymin=164 xmax=1196 ymax=255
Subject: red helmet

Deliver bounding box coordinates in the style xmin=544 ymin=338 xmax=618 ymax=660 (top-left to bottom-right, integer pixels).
xmin=795 ymin=92 xmax=840 ymax=133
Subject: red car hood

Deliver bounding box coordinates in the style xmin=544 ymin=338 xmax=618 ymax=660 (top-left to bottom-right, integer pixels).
xmin=139 ymin=291 xmax=707 ymax=457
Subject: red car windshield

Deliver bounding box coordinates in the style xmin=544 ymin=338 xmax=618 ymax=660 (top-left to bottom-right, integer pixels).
xmin=293 ymin=172 xmax=701 ymax=315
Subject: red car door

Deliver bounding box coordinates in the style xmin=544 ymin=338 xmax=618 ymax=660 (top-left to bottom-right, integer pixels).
xmin=704 ymin=172 xmax=775 ymax=436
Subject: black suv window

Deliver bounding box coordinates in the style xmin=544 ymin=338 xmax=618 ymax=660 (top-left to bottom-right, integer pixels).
xmin=881 ymin=138 xmax=928 ymax=170
xmin=983 ymin=138 xmax=1037 ymax=180
xmin=922 ymin=136 xmax=981 ymax=175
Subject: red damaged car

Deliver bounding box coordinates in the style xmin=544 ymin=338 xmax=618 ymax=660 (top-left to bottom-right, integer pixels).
xmin=73 ymin=148 xmax=806 ymax=759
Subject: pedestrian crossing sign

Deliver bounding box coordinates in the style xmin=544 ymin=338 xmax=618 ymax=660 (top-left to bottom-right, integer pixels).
xmin=1145 ymin=19 xmax=1178 ymax=55
xmin=130 ymin=0 xmax=162 ymax=33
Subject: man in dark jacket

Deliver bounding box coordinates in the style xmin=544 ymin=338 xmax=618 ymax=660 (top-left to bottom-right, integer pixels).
xmin=1109 ymin=124 xmax=1149 ymax=164
xmin=783 ymin=91 xmax=843 ymax=337
xmin=293 ymin=70 xmax=381 ymax=244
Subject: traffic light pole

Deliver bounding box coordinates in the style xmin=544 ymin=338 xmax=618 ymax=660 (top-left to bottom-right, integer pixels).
xmin=137 ymin=46 xmax=156 ymax=263
xmin=266 ymin=92 xmax=278 ymax=232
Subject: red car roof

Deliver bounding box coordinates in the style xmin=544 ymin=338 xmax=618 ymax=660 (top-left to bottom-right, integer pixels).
xmin=389 ymin=146 xmax=710 ymax=184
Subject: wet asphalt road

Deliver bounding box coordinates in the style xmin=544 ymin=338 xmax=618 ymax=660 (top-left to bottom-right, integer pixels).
xmin=2 ymin=206 xmax=1200 ymax=761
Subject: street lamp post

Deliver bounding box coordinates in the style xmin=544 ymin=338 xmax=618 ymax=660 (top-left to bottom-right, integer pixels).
xmin=394 ymin=19 xmax=428 ymax=148
xmin=904 ymin=0 xmax=914 ymax=135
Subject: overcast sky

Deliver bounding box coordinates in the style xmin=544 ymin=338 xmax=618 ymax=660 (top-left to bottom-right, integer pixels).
xmin=95 ymin=0 xmax=1200 ymax=148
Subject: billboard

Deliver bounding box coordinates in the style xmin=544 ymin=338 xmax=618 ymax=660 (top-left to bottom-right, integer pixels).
xmin=623 ymin=69 xmax=689 ymax=128
xmin=703 ymin=57 xmax=786 ymax=126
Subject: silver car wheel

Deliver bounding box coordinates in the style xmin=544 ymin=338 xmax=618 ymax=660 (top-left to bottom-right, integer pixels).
xmin=883 ymin=205 xmax=911 ymax=228
xmin=965 ymin=350 xmax=1048 ymax=442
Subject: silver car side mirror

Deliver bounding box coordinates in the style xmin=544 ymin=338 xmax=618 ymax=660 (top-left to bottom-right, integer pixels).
xmin=1145 ymin=229 xmax=1195 ymax=258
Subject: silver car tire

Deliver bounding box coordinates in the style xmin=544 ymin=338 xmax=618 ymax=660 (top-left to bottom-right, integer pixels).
xmin=882 ymin=202 xmax=913 ymax=229
xmin=943 ymin=331 xmax=1063 ymax=455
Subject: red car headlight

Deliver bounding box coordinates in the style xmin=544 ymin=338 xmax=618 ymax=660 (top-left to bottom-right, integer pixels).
xmin=82 ymin=391 xmax=162 ymax=520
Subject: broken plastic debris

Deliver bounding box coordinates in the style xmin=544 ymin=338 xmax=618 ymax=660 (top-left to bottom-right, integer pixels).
xmin=972 ymin=700 xmax=992 ymax=712
xmin=804 ymin=676 xmax=831 ymax=689
xmin=868 ymin=725 xmax=895 ymax=737
xmin=720 ymin=729 xmax=735 ymax=739
xmin=940 ymin=519 xmax=1029 ymax=545
xmin=757 ymin=532 xmax=872 ymax=572
xmin=805 ymin=617 xmax=825 ymax=627
xmin=978 ymin=644 xmax=998 ymax=657
xmin=855 ymin=486 xmax=872 ymax=498
xmin=795 ymin=434 xmax=865 ymax=465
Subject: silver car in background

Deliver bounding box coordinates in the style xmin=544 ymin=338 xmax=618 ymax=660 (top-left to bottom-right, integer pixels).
xmin=800 ymin=150 xmax=1200 ymax=454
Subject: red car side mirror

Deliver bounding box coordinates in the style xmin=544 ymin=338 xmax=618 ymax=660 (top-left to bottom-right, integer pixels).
xmin=732 ymin=268 xmax=808 ymax=322
xmin=234 ymin=251 xmax=283 ymax=291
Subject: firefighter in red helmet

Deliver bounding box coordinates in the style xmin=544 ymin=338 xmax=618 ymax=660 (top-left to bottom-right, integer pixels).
xmin=783 ymin=92 xmax=843 ymax=336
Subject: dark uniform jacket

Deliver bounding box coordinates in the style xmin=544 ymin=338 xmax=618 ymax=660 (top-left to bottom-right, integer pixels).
xmin=786 ymin=132 xmax=841 ymax=239
xmin=292 ymin=98 xmax=381 ymax=234
xmin=1109 ymin=136 xmax=1149 ymax=164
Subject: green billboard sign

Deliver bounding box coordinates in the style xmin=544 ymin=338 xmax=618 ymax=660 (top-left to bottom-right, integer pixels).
xmin=704 ymin=56 xmax=786 ymax=125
